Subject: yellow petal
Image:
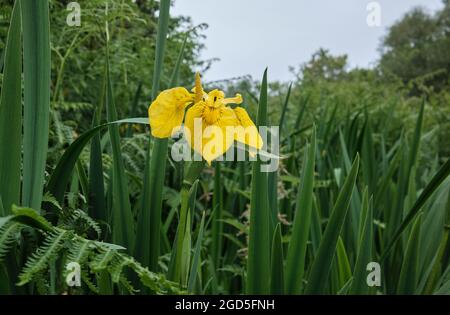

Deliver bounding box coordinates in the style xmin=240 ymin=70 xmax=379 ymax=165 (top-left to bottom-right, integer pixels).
xmin=202 ymin=125 xmax=228 ymax=164
xmin=184 ymin=104 xmax=239 ymax=164
xmin=148 ymin=87 xmax=193 ymax=138
xmin=184 ymin=101 xmax=205 ymax=155
xmin=233 ymin=107 xmax=263 ymax=150
xmin=222 ymin=93 xmax=243 ymax=105
xmin=203 ymin=107 xmax=239 ymax=163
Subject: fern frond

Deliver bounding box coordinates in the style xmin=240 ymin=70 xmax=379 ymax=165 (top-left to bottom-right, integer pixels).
xmin=34 ymin=273 xmax=50 ymax=295
xmin=72 ymin=210 xmax=101 ymax=237
xmin=3 ymin=206 xmax=181 ymax=294
xmin=67 ymin=238 xmax=91 ymax=265
xmin=59 ymin=209 xmax=102 ymax=238
xmin=115 ymin=252 xmax=181 ymax=294
xmin=17 ymin=230 xmax=68 ymax=286
xmin=108 ymin=253 xmax=129 ymax=283
xmin=122 ymin=152 xmax=140 ymax=174
xmin=42 ymin=192 xmax=62 ymax=210
xmin=81 ymin=268 xmax=99 ymax=294
xmin=125 ymin=138 xmax=147 ymax=159
xmin=62 ymin=237 xmax=92 ymax=285
xmin=11 ymin=205 xmax=53 ymax=232
xmin=53 ymin=101 xmax=93 ymax=112
xmin=90 ymin=248 xmax=114 ymax=272
xmin=0 ymin=222 xmax=22 ymax=262
xmin=119 ymin=274 xmax=138 ymax=294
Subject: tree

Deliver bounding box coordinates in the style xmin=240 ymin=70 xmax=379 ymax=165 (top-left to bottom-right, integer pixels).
xmin=379 ymin=2 xmax=450 ymax=93
xmin=293 ymin=48 xmax=348 ymax=83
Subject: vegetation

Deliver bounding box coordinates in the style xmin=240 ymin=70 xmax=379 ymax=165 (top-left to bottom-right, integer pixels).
xmin=0 ymin=0 xmax=449 ymax=295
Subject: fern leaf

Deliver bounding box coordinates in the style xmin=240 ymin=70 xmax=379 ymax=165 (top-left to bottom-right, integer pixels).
xmin=108 ymin=253 xmax=129 ymax=283
xmin=17 ymin=230 xmax=68 ymax=286
xmin=0 ymin=222 xmax=22 ymax=262
xmin=11 ymin=205 xmax=53 ymax=232
xmin=34 ymin=273 xmax=50 ymax=295
xmin=81 ymin=268 xmax=99 ymax=294
xmin=119 ymin=274 xmax=138 ymax=294
xmin=90 ymin=248 xmax=114 ymax=272
xmin=42 ymin=192 xmax=62 ymax=210
xmin=116 ymin=252 xmax=181 ymax=294
xmin=72 ymin=210 xmax=101 ymax=237
xmin=67 ymin=238 xmax=91 ymax=264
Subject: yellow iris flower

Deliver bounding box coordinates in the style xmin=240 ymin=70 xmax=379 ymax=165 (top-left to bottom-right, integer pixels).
xmin=148 ymin=73 xmax=263 ymax=164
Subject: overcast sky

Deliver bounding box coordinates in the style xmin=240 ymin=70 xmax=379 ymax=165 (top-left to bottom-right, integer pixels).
xmin=171 ymin=0 xmax=444 ymax=82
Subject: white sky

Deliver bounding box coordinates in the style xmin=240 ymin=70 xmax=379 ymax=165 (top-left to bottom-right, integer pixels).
xmin=171 ymin=0 xmax=444 ymax=82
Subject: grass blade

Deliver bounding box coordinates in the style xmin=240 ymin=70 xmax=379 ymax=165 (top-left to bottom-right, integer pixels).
xmin=136 ymin=138 xmax=168 ymax=269
xmin=21 ymin=0 xmax=51 ymax=210
xmin=285 ymin=128 xmax=316 ymax=294
xmin=188 ymin=211 xmax=206 ymax=293
xmin=211 ymin=162 xmax=223 ymax=268
xmin=150 ymin=0 xmax=170 ymax=100
xmin=278 ymin=82 xmax=292 ymax=135
xmin=305 ymin=154 xmax=359 ymax=294
xmin=419 ymin=178 xmax=450 ymax=276
xmin=420 ymin=227 xmax=449 ymax=294
xmin=397 ymin=214 xmax=422 ymax=294
xmin=270 ymin=223 xmax=284 ymax=294
xmin=335 ymin=237 xmax=352 ymax=291
xmin=382 ymin=158 xmax=450 ymax=260
xmin=349 ymin=190 xmax=373 ymax=294
xmin=246 ymin=68 xmax=270 ymax=294
xmin=361 ymin=118 xmax=376 ymax=194
xmin=105 ymin=59 xmax=134 ymax=252
xmin=135 ymin=0 xmax=171 ymax=271
xmin=168 ymin=180 xmax=199 ymax=283
xmin=88 ymin=113 xmax=107 ymax=224
xmin=180 ymin=211 xmax=192 ymax=287
xmin=0 ymin=1 xmax=21 ymax=214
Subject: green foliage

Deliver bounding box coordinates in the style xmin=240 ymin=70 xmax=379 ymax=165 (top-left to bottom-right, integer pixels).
xmin=0 ymin=0 xmax=449 ymax=296
xmin=18 ymin=229 xmax=68 ymax=286
xmin=21 ymin=0 xmax=51 ymax=210
xmin=380 ymin=3 xmax=450 ymax=94
xmin=246 ymin=69 xmax=271 ymax=294
xmin=305 ymin=155 xmax=360 ymax=294
xmin=285 ymin=129 xmax=316 ymax=294
xmin=0 ymin=221 xmax=22 ymax=262
xmin=136 ymin=0 xmax=172 ymax=272
xmin=0 ymin=0 xmax=21 ymax=214
xmin=0 ymin=206 xmax=180 ymax=294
